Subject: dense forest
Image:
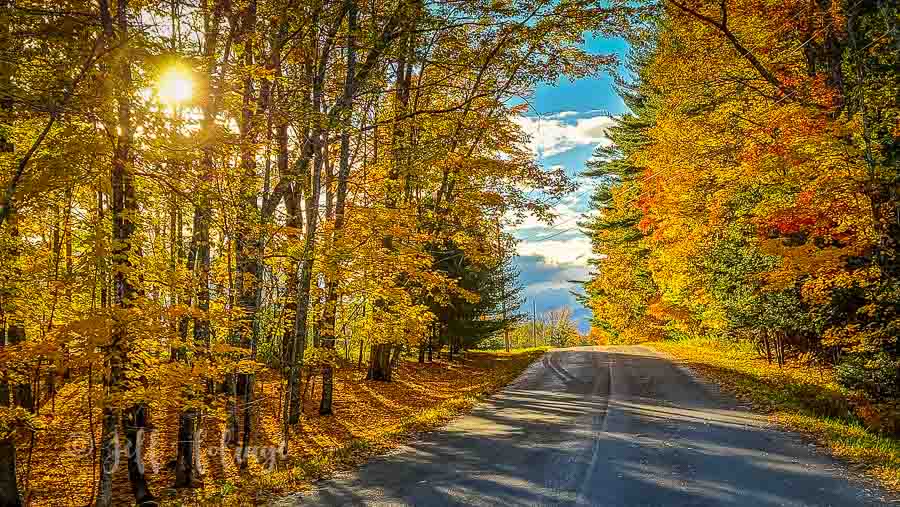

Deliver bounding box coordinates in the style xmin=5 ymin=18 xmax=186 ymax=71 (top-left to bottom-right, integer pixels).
xmin=586 ymin=0 xmax=898 ymax=427
xmin=4 ymin=0 xmax=896 ymax=503
xmin=0 ymin=0 xmax=606 ymax=504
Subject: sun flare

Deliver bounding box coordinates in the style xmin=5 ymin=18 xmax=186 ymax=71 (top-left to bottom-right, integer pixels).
xmin=157 ymin=67 xmax=193 ymax=105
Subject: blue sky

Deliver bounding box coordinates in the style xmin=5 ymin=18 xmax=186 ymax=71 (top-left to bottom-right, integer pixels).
xmin=510 ymin=35 xmax=629 ymax=333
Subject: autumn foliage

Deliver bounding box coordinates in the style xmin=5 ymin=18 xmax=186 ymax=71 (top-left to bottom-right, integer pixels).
xmin=0 ymin=0 xmax=609 ymax=504
xmin=586 ymin=0 xmax=899 ymax=431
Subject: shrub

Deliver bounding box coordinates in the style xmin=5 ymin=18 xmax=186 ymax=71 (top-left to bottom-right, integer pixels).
xmin=836 ymin=354 xmax=900 ymax=402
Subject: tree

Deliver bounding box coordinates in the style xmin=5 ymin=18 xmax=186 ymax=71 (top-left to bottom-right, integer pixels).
xmin=586 ymin=0 xmax=900 ymax=389
xmin=545 ymin=307 xmax=578 ymax=348
xmin=0 ymin=0 xmax=618 ymax=502
xmin=583 ymin=48 xmax=663 ymax=344
xmin=429 ymin=239 xmax=524 ymax=354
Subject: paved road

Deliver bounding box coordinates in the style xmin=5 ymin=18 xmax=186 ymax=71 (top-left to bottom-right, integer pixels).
xmin=281 ymin=346 xmax=895 ymax=506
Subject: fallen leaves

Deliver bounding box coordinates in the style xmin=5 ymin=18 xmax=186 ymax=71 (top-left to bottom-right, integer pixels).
xmin=19 ymin=349 xmax=543 ymax=506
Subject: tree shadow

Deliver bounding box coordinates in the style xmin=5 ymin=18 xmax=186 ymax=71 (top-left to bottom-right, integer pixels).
xmin=286 ymin=348 xmax=894 ymax=507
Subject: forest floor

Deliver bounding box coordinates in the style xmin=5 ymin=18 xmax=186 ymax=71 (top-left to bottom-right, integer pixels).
xmin=19 ymin=348 xmax=545 ymax=506
xmin=647 ymin=338 xmax=900 ymax=493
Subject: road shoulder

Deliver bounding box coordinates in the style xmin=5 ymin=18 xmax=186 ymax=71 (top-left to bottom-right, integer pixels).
xmin=645 ymin=339 xmax=900 ymax=500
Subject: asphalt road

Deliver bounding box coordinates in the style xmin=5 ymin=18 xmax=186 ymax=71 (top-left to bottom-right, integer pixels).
xmin=280 ymin=346 xmax=895 ymax=506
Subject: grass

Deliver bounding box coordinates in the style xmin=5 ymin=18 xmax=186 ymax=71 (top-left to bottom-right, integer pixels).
xmin=472 ymin=346 xmax=551 ymax=354
xmin=647 ymin=337 xmax=900 ymax=492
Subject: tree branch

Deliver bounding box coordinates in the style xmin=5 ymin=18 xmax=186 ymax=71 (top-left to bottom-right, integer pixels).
xmin=667 ymin=0 xmax=792 ymax=98
xmin=0 ymin=34 xmax=110 ymax=228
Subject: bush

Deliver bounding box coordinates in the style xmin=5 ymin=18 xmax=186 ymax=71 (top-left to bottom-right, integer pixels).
xmin=836 ymin=353 xmax=900 ymax=402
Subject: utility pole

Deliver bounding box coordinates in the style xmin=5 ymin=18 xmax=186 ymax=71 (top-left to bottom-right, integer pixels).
xmin=532 ymin=299 xmax=537 ymax=348
xmin=503 ymin=299 xmax=510 ymax=352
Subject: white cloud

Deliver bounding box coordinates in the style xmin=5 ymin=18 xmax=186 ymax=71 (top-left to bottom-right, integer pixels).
xmin=524 ymin=268 xmax=591 ymax=295
xmin=506 ymin=110 xmax=616 ymax=329
xmin=514 ymin=114 xmax=616 ymax=157
xmin=518 ymin=236 xmax=593 ymax=266
xmin=514 ymin=175 xmax=598 ymax=231
xmin=514 ymin=256 xmax=591 ymax=296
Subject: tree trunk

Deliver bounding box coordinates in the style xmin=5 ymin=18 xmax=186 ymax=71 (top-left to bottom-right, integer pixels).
xmin=285 ymin=56 xmax=315 ymax=427
xmin=3 ymin=214 xmax=31 ymax=411
xmin=231 ymin=0 xmax=261 ymax=470
xmin=176 ymin=198 xmax=206 ymax=477
xmin=194 ymin=204 xmax=211 ymax=350
xmin=7 ymin=322 xmax=30 ymax=411
xmin=282 ymin=86 xmax=310 ymax=426
xmin=124 ymin=405 xmax=155 ymax=505
xmin=0 ymin=438 xmax=21 ymax=507
xmin=173 ymin=408 xmax=200 ymax=488
xmin=288 ymin=45 xmax=328 ymax=422
xmin=367 ymin=344 xmax=393 ymax=381
xmin=320 ymin=0 xmax=358 ymax=417
xmin=0 ymin=316 xmax=6 ymax=407
xmin=225 ymin=374 xmax=239 ymax=446
xmin=775 ymin=335 xmax=781 ymax=366
xmin=0 ymin=15 xmax=13 ymax=473
xmin=0 ymin=0 xmax=11 ymax=153
xmin=287 ymin=233 xmax=315 ymax=425
xmin=345 ymin=327 xmax=350 ymax=360
xmin=319 ymin=365 xmax=334 ymax=416
xmin=367 ymin=5 xmax=417 ymax=381
xmin=0 ymin=326 xmax=22 ymax=507
xmin=96 ymin=407 xmax=119 ymax=507
xmin=172 ymin=0 xmax=218 ymax=475
xmin=279 ymin=145 xmax=298 ymax=375
xmin=274 ymin=50 xmax=298 ymax=449
xmin=391 ymin=345 xmax=403 ymax=368
xmin=281 ymin=270 xmax=297 ymax=368
xmin=238 ymin=373 xmax=254 ymax=468
xmin=97 ymin=0 xmax=147 ymax=502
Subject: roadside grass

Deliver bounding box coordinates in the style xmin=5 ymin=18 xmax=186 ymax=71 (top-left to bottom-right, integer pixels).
xmin=648 ymin=338 xmax=900 ymax=492
xmin=472 ymin=346 xmax=551 ymax=354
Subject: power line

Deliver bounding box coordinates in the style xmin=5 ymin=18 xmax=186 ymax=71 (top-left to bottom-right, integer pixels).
xmin=514 ymin=180 xmax=602 ymax=242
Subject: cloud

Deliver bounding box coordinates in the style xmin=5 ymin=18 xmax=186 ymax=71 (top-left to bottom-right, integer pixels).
xmin=508 ymin=112 xmax=616 ymax=333
xmin=513 ymin=255 xmax=593 ymax=332
xmin=515 ymin=255 xmax=591 ymax=289
xmin=515 ymin=173 xmax=597 ymax=228
xmin=518 ymin=237 xmax=592 ymax=266
xmin=514 ymin=113 xmax=616 ymax=158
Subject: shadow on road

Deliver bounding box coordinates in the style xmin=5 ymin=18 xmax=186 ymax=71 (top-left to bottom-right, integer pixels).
xmin=285 ymin=348 xmax=892 ymax=507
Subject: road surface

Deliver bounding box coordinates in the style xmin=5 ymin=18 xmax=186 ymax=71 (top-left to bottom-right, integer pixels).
xmin=279 ymin=346 xmax=895 ymax=506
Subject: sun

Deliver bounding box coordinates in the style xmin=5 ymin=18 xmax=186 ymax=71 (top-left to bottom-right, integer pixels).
xmin=157 ymin=67 xmax=193 ymax=105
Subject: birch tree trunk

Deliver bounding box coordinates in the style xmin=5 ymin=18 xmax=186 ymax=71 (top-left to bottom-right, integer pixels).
xmin=320 ymin=0 xmax=358 ymax=416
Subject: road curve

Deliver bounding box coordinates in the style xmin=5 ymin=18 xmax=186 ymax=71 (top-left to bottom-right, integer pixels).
xmin=279 ymin=346 xmax=895 ymax=506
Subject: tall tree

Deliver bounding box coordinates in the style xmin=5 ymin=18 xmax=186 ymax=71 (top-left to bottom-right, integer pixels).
xmin=96 ymin=0 xmax=154 ymax=504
